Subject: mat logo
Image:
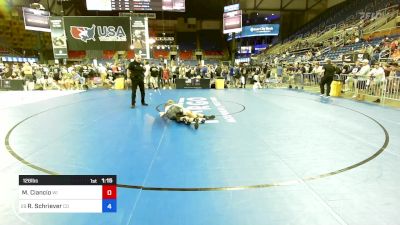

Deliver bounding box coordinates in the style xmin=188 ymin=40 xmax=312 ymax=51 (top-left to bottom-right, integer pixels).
xmin=70 ymin=25 xmax=127 ymax=43
xmin=70 ymin=25 xmax=96 ymax=43
xmin=178 ymin=97 xmax=236 ymax=124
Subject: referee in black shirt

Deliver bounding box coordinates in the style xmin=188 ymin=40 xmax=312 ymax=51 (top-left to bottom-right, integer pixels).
xmin=320 ymin=59 xmax=336 ymax=97
xmin=128 ymin=55 xmax=148 ymax=108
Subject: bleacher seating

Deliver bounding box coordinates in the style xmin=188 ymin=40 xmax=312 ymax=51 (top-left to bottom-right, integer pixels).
xmin=103 ymin=50 xmax=116 ymax=60
xmin=153 ymin=50 xmax=169 ymax=59
xmin=68 ymin=51 xmax=86 ymax=59
xmin=319 ymin=39 xmax=381 ymax=61
xmin=0 ymin=17 xmax=52 ymax=51
xmin=263 ymin=0 xmax=400 ymax=62
xmin=179 ymin=51 xmax=193 ymax=60
xmin=126 ymin=51 xmax=135 ymax=60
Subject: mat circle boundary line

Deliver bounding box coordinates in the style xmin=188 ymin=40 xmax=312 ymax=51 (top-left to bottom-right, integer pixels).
xmin=4 ymin=95 xmax=389 ymax=191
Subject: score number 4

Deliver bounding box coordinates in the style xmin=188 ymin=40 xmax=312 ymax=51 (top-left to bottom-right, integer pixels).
xmin=102 ymin=199 xmax=116 ymax=213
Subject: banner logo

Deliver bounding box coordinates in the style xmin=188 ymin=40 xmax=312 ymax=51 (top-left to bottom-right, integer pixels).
xmin=70 ymin=25 xmax=96 ymax=43
xmin=70 ymin=25 xmax=127 ymax=43
xmin=250 ymin=26 xmax=273 ymax=33
xmin=97 ymin=26 xmax=127 ymax=42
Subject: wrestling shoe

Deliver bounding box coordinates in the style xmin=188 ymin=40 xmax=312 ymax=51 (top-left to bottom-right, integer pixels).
xmin=194 ymin=118 xmax=200 ymax=129
xmin=131 ymin=104 xmax=136 ymax=108
xmin=142 ymin=102 xmax=149 ymax=106
xmin=205 ymin=115 xmax=215 ymax=120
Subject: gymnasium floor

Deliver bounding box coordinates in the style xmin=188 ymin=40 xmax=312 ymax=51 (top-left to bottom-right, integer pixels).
xmin=1 ymin=88 xmax=399 ymax=225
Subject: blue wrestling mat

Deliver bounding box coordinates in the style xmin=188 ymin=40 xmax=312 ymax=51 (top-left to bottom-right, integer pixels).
xmin=1 ymin=88 xmax=400 ymax=225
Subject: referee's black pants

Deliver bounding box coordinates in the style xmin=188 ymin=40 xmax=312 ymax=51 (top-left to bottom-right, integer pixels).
xmin=131 ymin=77 xmax=145 ymax=105
xmin=320 ymin=76 xmax=333 ymax=96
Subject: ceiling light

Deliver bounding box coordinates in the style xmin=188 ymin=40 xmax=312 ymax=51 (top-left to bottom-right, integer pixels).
xmin=148 ymin=38 xmax=156 ymax=45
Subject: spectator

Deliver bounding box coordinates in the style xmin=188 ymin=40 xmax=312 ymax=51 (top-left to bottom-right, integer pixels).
xmin=353 ymin=59 xmax=371 ymax=98
xmin=367 ymin=62 xmax=385 ymax=103
xmin=345 ymin=60 xmax=361 ymax=92
xmin=162 ymin=64 xmax=171 ymax=90
xmin=390 ymin=40 xmax=398 ymax=54
xmin=22 ymin=63 xmax=34 ymax=90
xmin=0 ymin=63 xmax=6 ymax=79
xmin=149 ymin=63 xmax=159 ymax=89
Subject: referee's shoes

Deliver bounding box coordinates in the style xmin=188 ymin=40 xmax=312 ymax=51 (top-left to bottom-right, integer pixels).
xmin=131 ymin=103 xmax=148 ymax=108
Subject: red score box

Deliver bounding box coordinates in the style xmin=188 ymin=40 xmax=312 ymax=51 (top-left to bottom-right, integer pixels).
xmin=102 ymin=185 xmax=117 ymax=199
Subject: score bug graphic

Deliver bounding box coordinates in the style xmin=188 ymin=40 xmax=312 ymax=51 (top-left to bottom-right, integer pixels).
xmin=19 ymin=175 xmax=117 ymax=213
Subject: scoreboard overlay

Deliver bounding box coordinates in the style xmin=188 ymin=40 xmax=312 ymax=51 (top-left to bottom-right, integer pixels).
xmin=19 ymin=175 xmax=117 ymax=213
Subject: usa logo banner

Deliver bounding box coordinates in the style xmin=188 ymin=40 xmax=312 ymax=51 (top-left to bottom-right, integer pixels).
xmin=64 ymin=17 xmax=131 ymax=50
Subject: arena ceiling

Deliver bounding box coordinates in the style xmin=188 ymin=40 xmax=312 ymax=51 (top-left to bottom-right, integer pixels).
xmin=11 ymin=0 xmax=346 ymax=18
xmin=6 ymin=0 xmax=347 ymax=38
xmin=239 ymin=0 xmax=346 ymax=12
